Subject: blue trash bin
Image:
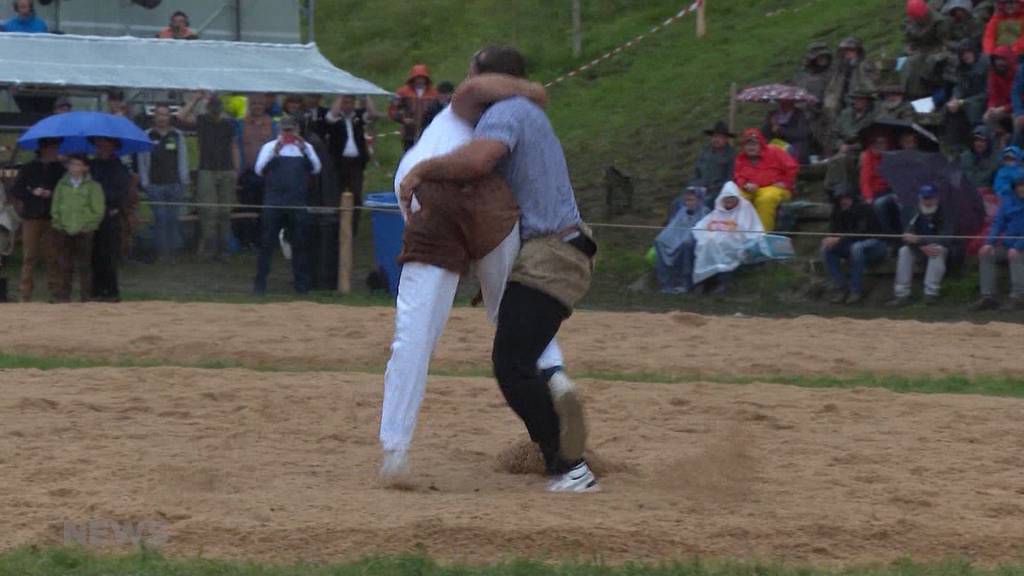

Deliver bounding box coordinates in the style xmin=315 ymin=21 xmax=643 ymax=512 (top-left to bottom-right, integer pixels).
xmin=364 ymin=192 xmax=405 ymax=296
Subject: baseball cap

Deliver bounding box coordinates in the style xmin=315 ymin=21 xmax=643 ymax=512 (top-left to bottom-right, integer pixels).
xmin=918 ymin=184 xmax=938 ymax=198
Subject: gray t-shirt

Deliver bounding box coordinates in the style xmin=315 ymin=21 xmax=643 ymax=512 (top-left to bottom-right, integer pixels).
xmin=474 ymin=96 xmax=581 ymax=239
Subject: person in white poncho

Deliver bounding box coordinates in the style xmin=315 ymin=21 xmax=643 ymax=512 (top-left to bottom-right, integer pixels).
xmin=692 ymin=181 xmax=765 ymax=292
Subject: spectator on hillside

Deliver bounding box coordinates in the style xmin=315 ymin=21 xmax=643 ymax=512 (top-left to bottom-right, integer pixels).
xmin=252 ymin=116 xmax=321 ymax=295
xmin=859 ymin=134 xmax=890 ymax=203
xmin=970 ymin=172 xmax=1024 ymax=310
xmin=983 ymin=45 xmax=1016 ymax=124
xmin=692 ymin=121 xmax=735 ymax=207
xmin=733 ymin=128 xmax=798 ymax=231
xmin=944 ymin=39 xmax=990 ymax=151
xmin=994 ymin=144 xmax=1024 ymax=198
xmin=3 ymin=0 xmax=47 ymax=33
xmin=982 ymin=0 xmax=1024 ymax=55
xmin=389 ymin=64 xmax=441 ymax=152
xmin=888 ymin=184 xmax=955 ymax=306
xmin=137 ymin=104 xmax=189 ymax=261
xmin=831 ymin=89 xmax=878 ymax=152
xmin=824 ymin=37 xmax=879 ymax=125
xmin=793 ymin=41 xmax=833 ymax=155
xmin=761 ymin=98 xmax=812 ymax=163
xmin=236 ymin=93 xmax=278 ymax=249
xmin=50 ymin=155 xmax=105 ymax=303
xmin=692 ymin=182 xmax=765 ymax=294
xmin=156 ymin=11 xmax=198 ymax=39
xmin=876 ymin=84 xmax=917 ymax=122
xmin=821 ymin=183 xmax=888 ymax=305
xmin=179 ymin=92 xmax=240 ymax=259
xmin=653 ymin=185 xmax=709 ymax=294
xmin=974 ymin=0 xmax=996 ymax=24
xmin=326 ymin=94 xmax=371 ymax=231
xmin=424 ymin=80 xmax=455 ymax=128
xmin=942 ymin=0 xmax=983 ymax=46
xmin=962 ymin=125 xmax=1000 ymax=190
xmin=10 ymin=137 xmax=64 ymax=302
xmin=89 ymin=137 xmax=133 ymax=302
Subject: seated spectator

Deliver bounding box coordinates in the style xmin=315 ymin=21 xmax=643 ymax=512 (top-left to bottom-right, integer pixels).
xmin=792 ymin=42 xmax=833 ymax=156
xmin=653 ymin=185 xmax=709 ymax=294
xmin=887 ymin=184 xmax=955 ymax=306
xmin=761 ymin=98 xmax=812 ymax=163
xmin=942 ymin=0 xmax=982 ymax=46
xmin=692 ymin=121 xmax=736 ymax=206
xmin=993 ymin=144 xmax=1023 ymax=198
xmin=156 ymin=11 xmax=198 ymax=39
xmin=50 ymin=154 xmax=105 ymax=303
xmin=3 ymin=0 xmax=47 ymax=33
xmin=824 ymin=37 xmax=879 ymax=126
xmin=970 ymin=172 xmax=1024 ymax=310
xmin=821 ymin=184 xmax=888 ymax=304
xmin=901 ymin=1 xmax=952 ymax=100
xmin=961 ymin=125 xmax=1000 ymax=191
xmin=982 ymin=0 xmax=1024 ymax=55
xmin=10 ymin=137 xmax=64 ymax=302
xmin=692 ymin=182 xmax=764 ymax=294
xmin=733 ymin=128 xmax=798 ymax=231
xmin=974 ymin=0 xmax=996 ymax=24
xmin=859 ymin=135 xmax=890 ymax=202
xmin=982 ymin=45 xmax=1016 ymax=126
xmin=876 ymin=84 xmax=916 ymax=122
xmin=824 ymin=89 xmax=877 ymax=195
xmin=944 ymin=39 xmax=990 ymax=151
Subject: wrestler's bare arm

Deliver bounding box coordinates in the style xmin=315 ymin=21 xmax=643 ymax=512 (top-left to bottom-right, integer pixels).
xmin=398 ymin=139 xmax=507 ymax=207
xmin=451 ymin=74 xmax=547 ymax=125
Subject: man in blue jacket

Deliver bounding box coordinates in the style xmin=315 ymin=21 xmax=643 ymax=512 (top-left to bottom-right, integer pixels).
xmin=970 ymin=173 xmax=1024 ymax=310
xmin=3 ymin=0 xmax=47 ymax=32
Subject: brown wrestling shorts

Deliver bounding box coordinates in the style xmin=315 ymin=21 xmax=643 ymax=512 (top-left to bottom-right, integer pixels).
xmin=398 ymin=173 xmax=519 ymax=275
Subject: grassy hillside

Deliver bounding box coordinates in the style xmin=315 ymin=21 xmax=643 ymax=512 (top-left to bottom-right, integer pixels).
xmin=315 ymin=0 xmax=903 ymax=223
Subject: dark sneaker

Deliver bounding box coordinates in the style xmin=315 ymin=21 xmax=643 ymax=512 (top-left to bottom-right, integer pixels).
xmin=886 ymin=296 xmax=912 ymax=308
xmin=968 ymin=297 xmax=999 ymax=312
xmin=923 ymin=294 xmax=940 ymax=306
xmin=1008 ymin=296 xmax=1023 ymax=311
xmin=844 ymin=292 xmax=864 ymax=305
xmin=828 ymin=289 xmax=847 ymax=304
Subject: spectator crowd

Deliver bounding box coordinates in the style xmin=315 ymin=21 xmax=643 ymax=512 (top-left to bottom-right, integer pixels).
xmin=654 ymin=0 xmax=1024 ymax=311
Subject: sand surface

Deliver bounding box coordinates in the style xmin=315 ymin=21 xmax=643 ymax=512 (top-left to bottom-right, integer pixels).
xmin=2 ymin=367 xmax=1023 ymax=565
xmin=3 ymin=302 xmax=1024 ymax=376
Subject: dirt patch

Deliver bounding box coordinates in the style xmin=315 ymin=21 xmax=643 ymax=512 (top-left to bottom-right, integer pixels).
xmin=494 ymin=439 xmax=627 ymax=476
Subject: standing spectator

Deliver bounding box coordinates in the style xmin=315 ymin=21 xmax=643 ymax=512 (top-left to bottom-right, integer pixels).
xmin=236 ymin=93 xmax=278 ymax=249
xmin=89 ymin=137 xmax=133 ymax=302
xmin=180 ymin=93 xmax=240 ymax=259
xmin=961 ymin=125 xmax=1000 ymax=191
xmin=876 ymin=84 xmax=917 ymax=122
xmin=50 ymin=155 xmax=104 ymax=303
xmin=424 ymin=80 xmax=455 ymax=128
xmin=733 ymin=128 xmax=798 ymax=231
xmin=137 ymin=104 xmax=189 ymax=260
xmin=388 ymin=64 xmax=441 ymax=151
xmin=944 ymin=39 xmax=990 ymax=151
xmin=792 ymin=42 xmax=834 ymax=155
xmin=970 ymin=172 xmax=1024 ymax=310
xmin=3 ymin=0 xmax=47 ymax=32
xmin=982 ymin=0 xmax=1024 ymax=55
xmin=983 ymin=45 xmax=1017 ymax=125
xmin=326 ymin=94 xmax=371 ymax=231
xmin=10 ymin=137 xmax=64 ymax=302
xmin=653 ymin=185 xmax=709 ymax=294
xmin=859 ymin=134 xmax=890 ymax=203
xmin=888 ymin=185 xmax=955 ymax=306
xmin=825 ymin=89 xmax=877 ymax=195
xmin=105 ymin=90 xmax=128 ymax=117
xmin=761 ymin=98 xmax=812 ymax=163
xmin=692 ymin=121 xmax=736 ymax=206
xmin=302 ymin=93 xmax=330 ymax=141
xmin=821 ymin=184 xmax=888 ymax=304
xmin=156 ymin=11 xmax=198 ymax=39
xmin=824 ymin=37 xmax=879 ymax=125
xmin=252 ymin=116 xmax=321 ymax=295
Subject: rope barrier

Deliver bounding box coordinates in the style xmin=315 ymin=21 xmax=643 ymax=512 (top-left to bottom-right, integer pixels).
xmin=142 ymin=200 xmax=1022 ymax=242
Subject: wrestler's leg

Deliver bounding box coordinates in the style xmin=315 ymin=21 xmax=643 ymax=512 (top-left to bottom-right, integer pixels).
xmin=379 ymin=262 xmax=460 ymax=478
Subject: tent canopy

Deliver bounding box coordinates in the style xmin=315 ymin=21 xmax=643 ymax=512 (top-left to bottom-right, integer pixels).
xmin=0 ymin=32 xmax=390 ymax=96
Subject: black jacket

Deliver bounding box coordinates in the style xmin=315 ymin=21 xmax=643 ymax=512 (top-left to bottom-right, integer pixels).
xmin=327 ymin=109 xmax=370 ymax=166
xmin=10 ymin=158 xmax=65 ymax=220
xmin=89 ymin=158 xmax=133 ymax=211
xmin=829 ymin=199 xmax=884 ymax=238
xmin=905 ymin=204 xmax=956 ymax=248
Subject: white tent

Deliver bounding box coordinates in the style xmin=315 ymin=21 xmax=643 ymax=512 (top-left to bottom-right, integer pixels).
xmin=0 ymin=32 xmax=390 ymax=95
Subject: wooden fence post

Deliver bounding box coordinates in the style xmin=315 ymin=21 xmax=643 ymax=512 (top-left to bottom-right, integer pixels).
xmin=728 ymin=81 xmax=738 ymax=134
xmin=696 ymin=0 xmax=707 ymax=38
xmin=338 ymin=191 xmax=353 ymax=294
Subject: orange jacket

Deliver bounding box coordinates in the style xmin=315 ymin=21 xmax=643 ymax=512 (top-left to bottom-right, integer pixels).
xmin=858 ymin=149 xmax=888 ymax=202
xmin=982 ymin=12 xmax=1024 ymax=55
xmin=388 ymin=64 xmax=441 ymax=142
xmin=733 ymin=129 xmax=799 ymax=191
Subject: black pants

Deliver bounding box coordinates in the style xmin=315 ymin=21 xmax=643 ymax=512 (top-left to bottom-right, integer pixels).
xmin=235 ymin=170 xmax=264 ymax=249
xmin=492 ymin=282 xmax=569 ymax=472
xmin=91 ymin=213 xmax=121 ymax=301
xmin=335 ymin=157 xmax=365 ymax=236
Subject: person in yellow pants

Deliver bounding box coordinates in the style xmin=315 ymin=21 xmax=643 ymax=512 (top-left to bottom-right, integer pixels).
xmin=733 ymin=128 xmax=799 ymax=231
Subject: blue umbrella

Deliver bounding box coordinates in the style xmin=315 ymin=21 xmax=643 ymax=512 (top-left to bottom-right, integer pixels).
xmin=17 ymin=111 xmax=153 ymax=155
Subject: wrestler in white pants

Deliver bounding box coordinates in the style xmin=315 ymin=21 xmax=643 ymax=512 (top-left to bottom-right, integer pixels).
xmin=379 ymin=223 xmax=564 ymax=455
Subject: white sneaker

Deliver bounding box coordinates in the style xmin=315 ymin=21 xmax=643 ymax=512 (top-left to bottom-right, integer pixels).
xmin=379 ymin=449 xmax=409 ymax=483
xmin=547 ymin=461 xmax=600 ymax=493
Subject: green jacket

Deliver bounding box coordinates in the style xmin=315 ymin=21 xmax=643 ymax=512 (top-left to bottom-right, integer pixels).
xmin=51 ymin=174 xmax=105 ymax=235
xmin=832 ymin=105 xmax=877 ymax=148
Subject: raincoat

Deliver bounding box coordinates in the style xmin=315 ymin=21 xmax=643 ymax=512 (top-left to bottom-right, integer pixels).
xmin=994 ymin=146 xmax=1023 ymax=199
xmin=654 ymin=188 xmax=709 ymax=270
xmin=960 ymin=126 xmax=999 ymax=191
xmin=987 ymin=188 xmax=1024 ymax=250
xmin=692 ymin=182 xmax=765 ymax=284
xmin=982 ymin=6 xmax=1024 ymax=55
xmin=987 ymin=46 xmax=1017 ymax=109
xmin=389 ymin=64 xmax=442 ymax=148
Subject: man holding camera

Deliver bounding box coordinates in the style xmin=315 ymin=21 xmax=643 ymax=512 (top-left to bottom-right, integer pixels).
xmin=252 ymin=116 xmax=321 ymax=295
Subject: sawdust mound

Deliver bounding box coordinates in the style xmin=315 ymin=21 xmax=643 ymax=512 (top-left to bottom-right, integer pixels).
xmin=495 ymin=438 xmax=628 ymax=476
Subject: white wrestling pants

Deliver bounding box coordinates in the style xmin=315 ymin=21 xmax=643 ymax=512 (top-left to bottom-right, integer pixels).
xmin=379 ymin=224 xmax=564 ymax=453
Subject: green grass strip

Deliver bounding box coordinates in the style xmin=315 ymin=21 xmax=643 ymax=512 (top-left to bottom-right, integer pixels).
xmin=3 ymin=548 xmax=1024 ymax=576
xmin=2 ymin=353 xmax=1022 ymax=398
